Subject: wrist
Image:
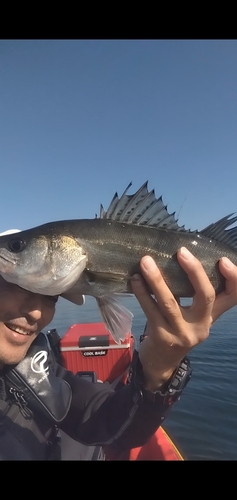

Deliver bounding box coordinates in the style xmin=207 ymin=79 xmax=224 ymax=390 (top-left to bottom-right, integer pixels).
xmin=138 ymin=337 xmax=183 ymax=391
xmin=141 ymin=365 xmax=177 ymax=392
xmin=141 ymin=357 xmax=192 ymax=405
xmin=130 ymin=350 xmax=192 ymax=406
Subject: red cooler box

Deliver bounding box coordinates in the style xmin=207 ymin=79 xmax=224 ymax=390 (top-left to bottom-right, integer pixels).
xmin=60 ymin=323 xmax=134 ymax=383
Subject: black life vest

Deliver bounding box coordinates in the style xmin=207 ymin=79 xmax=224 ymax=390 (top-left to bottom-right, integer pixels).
xmin=0 ymin=333 xmax=104 ymax=460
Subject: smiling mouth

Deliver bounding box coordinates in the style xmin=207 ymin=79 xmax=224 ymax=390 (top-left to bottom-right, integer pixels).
xmin=5 ymin=323 xmax=35 ymax=336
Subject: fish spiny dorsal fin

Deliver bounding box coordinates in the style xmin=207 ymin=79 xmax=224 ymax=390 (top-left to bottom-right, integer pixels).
xmin=100 ymin=193 xmax=117 ymax=219
xmin=147 ymin=209 xmax=178 ymax=229
xmin=128 ymin=188 xmax=160 ymax=224
xmin=119 ymin=182 xmax=150 ymax=222
xmin=111 ymin=181 xmax=143 ymax=221
xmin=100 ymin=182 xmax=133 ymax=220
xmin=100 ymin=182 xmax=186 ymax=231
xmin=99 ymin=204 xmax=106 ymax=219
xmin=200 ymin=214 xmax=237 ymax=250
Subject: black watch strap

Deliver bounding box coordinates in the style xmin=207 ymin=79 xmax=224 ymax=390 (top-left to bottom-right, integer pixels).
xmin=131 ymin=350 xmax=192 ymax=407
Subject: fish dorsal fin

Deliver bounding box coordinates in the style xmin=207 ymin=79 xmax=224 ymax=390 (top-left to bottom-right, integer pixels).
xmin=100 ymin=181 xmax=186 ymax=231
xmin=101 ymin=182 xmax=133 ymax=220
xmin=200 ymin=214 xmax=237 ymax=250
xmin=101 ymin=183 xmax=237 ymax=248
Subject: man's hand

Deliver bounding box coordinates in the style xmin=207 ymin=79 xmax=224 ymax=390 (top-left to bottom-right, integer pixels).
xmin=131 ymin=248 xmax=237 ymax=392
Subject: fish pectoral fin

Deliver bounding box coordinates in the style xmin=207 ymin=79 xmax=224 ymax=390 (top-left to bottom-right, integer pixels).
xmin=96 ymin=295 xmax=133 ymax=344
xmin=60 ymin=292 xmax=85 ymax=305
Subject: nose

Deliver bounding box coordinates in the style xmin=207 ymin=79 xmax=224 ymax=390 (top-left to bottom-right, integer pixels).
xmin=20 ymin=293 xmax=44 ymax=322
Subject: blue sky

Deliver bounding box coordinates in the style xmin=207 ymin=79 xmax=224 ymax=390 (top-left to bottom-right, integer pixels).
xmin=1 ymin=39 xmax=237 ymax=233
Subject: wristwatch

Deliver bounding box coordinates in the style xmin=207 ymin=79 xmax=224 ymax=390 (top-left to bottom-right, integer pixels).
xmin=131 ymin=350 xmax=192 ymax=406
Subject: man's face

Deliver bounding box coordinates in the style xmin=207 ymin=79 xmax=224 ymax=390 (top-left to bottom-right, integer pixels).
xmin=0 ymin=277 xmax=57 ymax=368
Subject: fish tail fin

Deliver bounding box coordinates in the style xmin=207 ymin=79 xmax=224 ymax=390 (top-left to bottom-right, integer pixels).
xmin=96 ymin=295 xmax=134 ymax=344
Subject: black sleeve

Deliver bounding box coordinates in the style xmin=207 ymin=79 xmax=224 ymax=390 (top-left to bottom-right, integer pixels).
xmin=57 ymin=363 xmax=174 ymax=454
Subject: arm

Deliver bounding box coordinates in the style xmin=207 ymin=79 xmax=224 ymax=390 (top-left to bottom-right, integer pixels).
xmin=61 ymin=250 xmax=237 ymax=454
xmin=131 ymin=248 xmax=237 ymax=391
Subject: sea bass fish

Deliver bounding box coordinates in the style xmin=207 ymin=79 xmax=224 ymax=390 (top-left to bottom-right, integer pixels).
xmin=0 ymin=181 xmax=237 ymax=344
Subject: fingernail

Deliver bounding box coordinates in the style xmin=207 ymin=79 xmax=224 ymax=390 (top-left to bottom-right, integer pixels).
xmin=180 ymin=247 xmax=193 ymax=260
xmin=222 ymin=257 xmax=234 ymax=270
xmin=141 ymin=256 xmax=156 ymax=272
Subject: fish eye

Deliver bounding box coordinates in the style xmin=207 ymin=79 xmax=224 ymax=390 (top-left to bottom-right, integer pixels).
xmin=8 ymin=238 xmax=26 ymax=253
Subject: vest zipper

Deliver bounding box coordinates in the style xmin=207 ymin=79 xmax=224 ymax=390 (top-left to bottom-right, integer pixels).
xmin=9 ymin=387 xmax=33 ymax=418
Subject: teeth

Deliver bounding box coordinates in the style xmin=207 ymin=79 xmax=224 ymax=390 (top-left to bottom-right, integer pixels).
xmin=6 ymin=324 xmax=31 ymax=335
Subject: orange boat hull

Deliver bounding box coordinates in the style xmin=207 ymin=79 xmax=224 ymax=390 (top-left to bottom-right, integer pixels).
xmin=60 ymin=323 xmax=183 ymax=461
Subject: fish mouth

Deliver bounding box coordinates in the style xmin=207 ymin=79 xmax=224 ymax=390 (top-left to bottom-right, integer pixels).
xmin=0 ymin=254 xmax=16 ymax=273
xmin=5 ymin=323 xmax=36 ymax=336
xmin=0 ymin=252 xmax=16 ymax=264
